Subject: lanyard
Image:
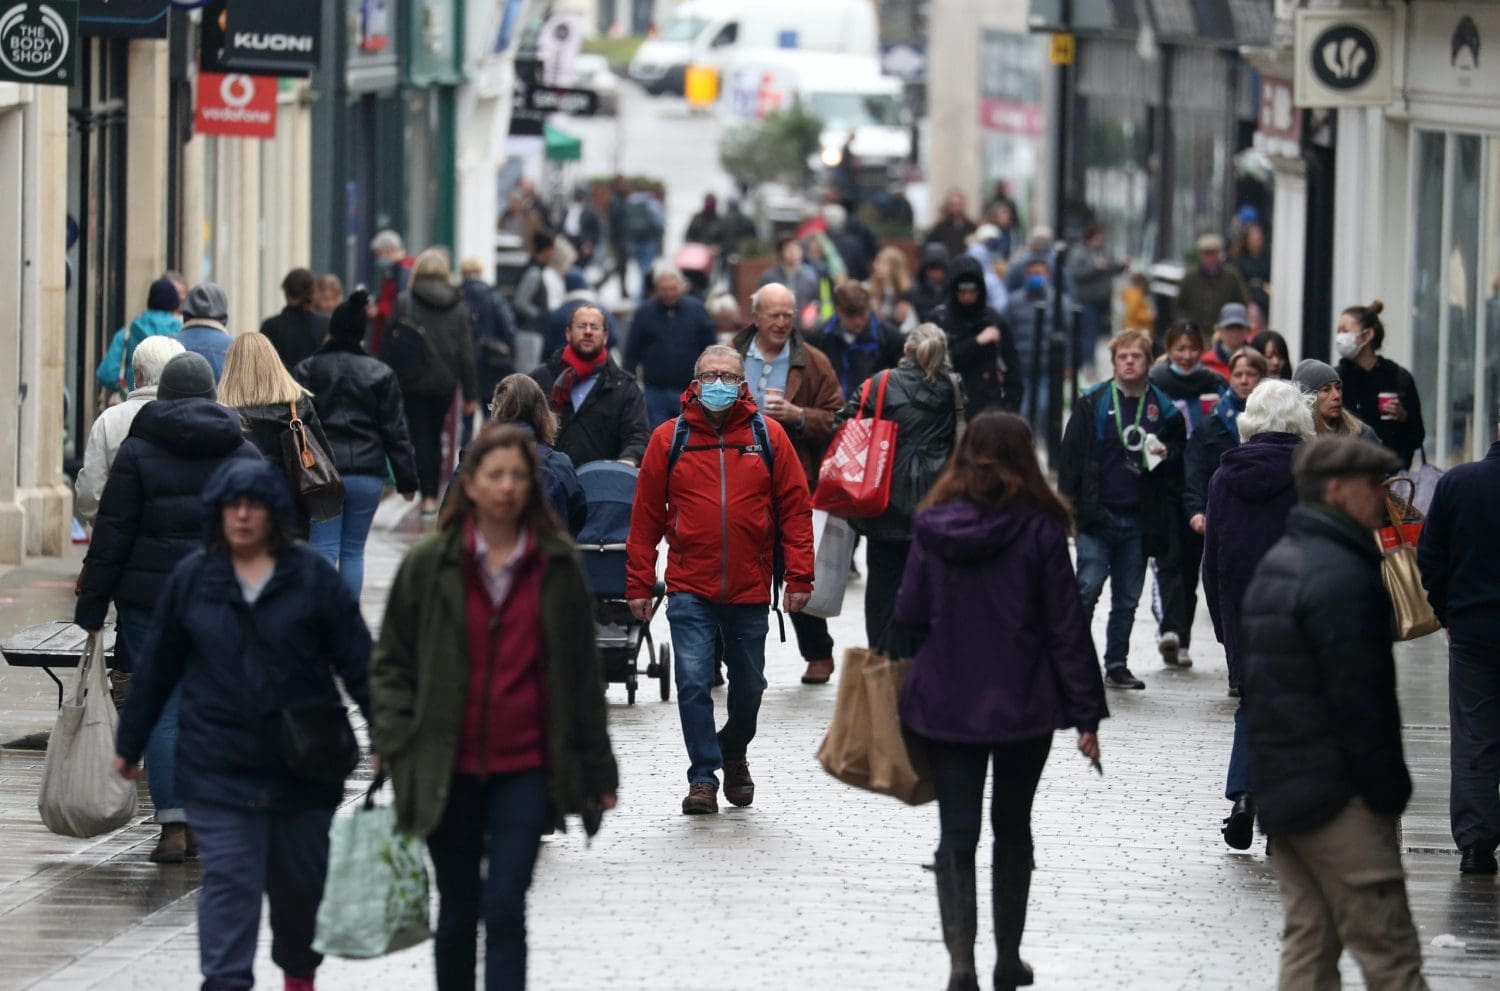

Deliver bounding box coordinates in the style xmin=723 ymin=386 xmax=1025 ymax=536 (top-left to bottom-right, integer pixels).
xmin=1111 ymin=382 xmax=1147 ymax=467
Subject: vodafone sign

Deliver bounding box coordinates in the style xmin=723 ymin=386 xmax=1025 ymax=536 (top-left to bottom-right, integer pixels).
xmin=196 ymin=71 xmax=278 ymax=139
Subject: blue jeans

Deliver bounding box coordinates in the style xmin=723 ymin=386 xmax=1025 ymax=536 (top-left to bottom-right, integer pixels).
xmin=427 ymin=771 xmax=550 ymax=991
xmin=628 ymin=241 xmax=659 ymax=301
xmin=1075 ymin=509 xmax=1147 ymax=671
xmin=307 ymin=474 xmax=386 ymax=599
xmin=116 ymin=605 xmax=184 ymax=825
xmin=644 ymin=385 xmax=682 ymax=429
xmin=667 ymin=593 xmax=769 ymax=785
xmin=188 ymin=800 xmax=333 ymax=990
xmin=1225 ymin=699 xmax=1253 ymax=799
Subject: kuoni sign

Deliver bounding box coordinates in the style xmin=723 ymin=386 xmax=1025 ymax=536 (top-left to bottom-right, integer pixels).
xmin=0 ymin=0 xmax=78 ymax=86
xmin=196 ymin=72 xmax=278 ymax=139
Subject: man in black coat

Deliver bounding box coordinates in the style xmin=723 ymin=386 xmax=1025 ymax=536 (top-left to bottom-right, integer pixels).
xmin=804 ymin=281 xmax=905 ymax=399
xmin=1241 ymin=435 xmax=1426 ymax=989
xmin=936 ymin=255 xmax=1023 ymax=416
xmin=530 ymin=303 xmax=650 ymax=467
xmin=259 ymin=269 xmax=328 ymax=371
xmin=623 ymin=263 xmax=717 ymax=427
xmin=1419 ymin=416 xmax=1500 ymax=873
xmin=458 ymin=259 xmax=517 ymax=426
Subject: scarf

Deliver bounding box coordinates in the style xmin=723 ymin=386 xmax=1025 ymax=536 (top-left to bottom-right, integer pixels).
xmin=551 ymin=345 xmax=607 ymax=412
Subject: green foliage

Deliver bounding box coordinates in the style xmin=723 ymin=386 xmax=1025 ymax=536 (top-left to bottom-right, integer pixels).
xmin=718 ymin=105 xmax=824 ymax=190
xmin=582 ymin=35 xmax=645 ymax=71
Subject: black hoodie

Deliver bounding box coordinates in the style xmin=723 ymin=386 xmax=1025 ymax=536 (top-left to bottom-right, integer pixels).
xmin=933 ymin=255 xmax=1023 ymax=414
xmin=76 ymin=398 xmax=263 ymax=628
xmin=399 ymin=276 xmax=480 ymax=401
xmin=906 ymin=243 xmax=951 ymax=324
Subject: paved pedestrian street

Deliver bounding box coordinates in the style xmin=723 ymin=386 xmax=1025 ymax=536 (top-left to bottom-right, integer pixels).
xmin=1 ymin=515 xmax=1496 ymax=990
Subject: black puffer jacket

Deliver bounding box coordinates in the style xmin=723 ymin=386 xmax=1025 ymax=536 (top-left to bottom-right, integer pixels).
xmin=935 ymin=256 xmax=1023 ymax=415
xmin=294 ymin=343 xmax=419 ymax=491
xmin=75 ymin=398 xmax=262 ymax=629
xmin=530 ymin=351 xmax=651 ymax=467
xmin=234 ymin=400 xmax=338 ymax=535
xmin=402 ymin=276 xmax=479 ymax=401
xmin=1242 ymin=505 xmax=1413 ymax=837
xmin=837 ymin=365 xmax=961 ymax=542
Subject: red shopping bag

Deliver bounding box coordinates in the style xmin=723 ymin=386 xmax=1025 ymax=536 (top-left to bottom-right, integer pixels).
xmin=813 ymin=372 xmax=898 ymax=518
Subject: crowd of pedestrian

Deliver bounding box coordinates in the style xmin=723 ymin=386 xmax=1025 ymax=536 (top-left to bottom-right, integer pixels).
xmin=61 ymin=174 xmax=1489 ymax=991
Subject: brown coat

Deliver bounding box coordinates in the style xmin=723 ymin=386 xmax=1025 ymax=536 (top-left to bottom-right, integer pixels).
xmin=732 ymin=326 xmax=845 ymax=487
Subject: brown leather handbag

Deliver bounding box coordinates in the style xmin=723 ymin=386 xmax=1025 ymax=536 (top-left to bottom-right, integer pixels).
xmin=280 ymin=399 xmax=345 ymax=522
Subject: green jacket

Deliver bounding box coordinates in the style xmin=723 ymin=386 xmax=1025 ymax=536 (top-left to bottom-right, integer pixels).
xmin=370 ymin=525 xmax=619 ymax=837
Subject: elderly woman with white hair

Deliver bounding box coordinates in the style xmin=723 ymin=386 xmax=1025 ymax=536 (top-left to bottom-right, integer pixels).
xmin=836 ymin=323 xmax=965 ymax=651
xmin=1201 ymin=377 xmax=1315 ymax=850
xmin=75 ymin=334 xmax=186 ymax=525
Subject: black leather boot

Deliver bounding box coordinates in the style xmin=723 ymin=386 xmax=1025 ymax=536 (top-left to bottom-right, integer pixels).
xmin=1223 ymin=793 xmax=1255 ymax=851
xmin=933 ymin=849 xmax=980 ymax=991
xmin=992 ymin=843 xmax=1035 ymax=990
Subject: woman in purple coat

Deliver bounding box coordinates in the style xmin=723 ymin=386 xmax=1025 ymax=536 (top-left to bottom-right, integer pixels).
xmin=894 ymin=412 xmax=1108 ymax=991
xmin=1201 ymin=378 xmax=1313 ymax=849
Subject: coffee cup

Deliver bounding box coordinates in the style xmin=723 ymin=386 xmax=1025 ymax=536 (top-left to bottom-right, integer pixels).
xmin=763 ymin=387 xmax=784 ymax=409
xmin=1378 ymin=392 xmax=1399 ymax=419
xmin=1199 ymin=393 xmax=1219 ymax=416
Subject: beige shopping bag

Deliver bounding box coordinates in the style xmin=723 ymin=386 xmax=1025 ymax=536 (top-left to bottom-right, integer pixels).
xmin=816 ymin=647 xmax=934 ymax=805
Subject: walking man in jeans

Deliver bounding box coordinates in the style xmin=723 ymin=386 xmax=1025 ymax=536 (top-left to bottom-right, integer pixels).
xmin=1058 ymin=329 xmax=1186 ymax=689
xmin=626 ymin=344 xmax=816 ymax=814
xmin=1242 ymin=436 xmax=1427 ymax=989
xmin=1420 ymin=412 xmax=1500 ymax=873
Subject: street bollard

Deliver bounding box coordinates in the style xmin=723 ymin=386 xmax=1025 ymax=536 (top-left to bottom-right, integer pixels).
xmin=1028 ymin=299 xmax=1046 ymax=428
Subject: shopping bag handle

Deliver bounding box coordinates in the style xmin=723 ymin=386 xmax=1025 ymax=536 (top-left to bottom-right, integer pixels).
xmin=363 ymin=771 xmax=388 ymax=810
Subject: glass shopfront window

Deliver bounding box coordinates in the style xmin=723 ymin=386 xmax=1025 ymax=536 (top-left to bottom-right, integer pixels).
xmin=1411 ymin=129 xmax=1500 ymax=465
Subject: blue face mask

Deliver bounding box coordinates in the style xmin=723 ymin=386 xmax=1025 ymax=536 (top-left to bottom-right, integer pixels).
xmin=1168 ymin=362 xmax=1195 ymax=377
xmin=699 ymin=380 xmax=739 ymax=412
xmin=1025 ymin=273 xmax=1048 ymax=296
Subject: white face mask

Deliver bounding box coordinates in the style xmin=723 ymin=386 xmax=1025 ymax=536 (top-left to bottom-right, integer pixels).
xmin=1334 ymin=331 xmax=1363 ymax=360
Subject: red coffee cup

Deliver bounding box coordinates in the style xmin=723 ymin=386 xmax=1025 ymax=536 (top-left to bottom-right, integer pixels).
xmin=1199 ymin=394 xmax=1218 ymax=416
xmin=1378 ymin=392 xmax=1398 ymax=419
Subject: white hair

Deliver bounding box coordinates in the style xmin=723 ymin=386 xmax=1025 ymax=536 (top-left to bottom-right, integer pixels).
xmin=751 ymin=283 xmax=793 ymax=313
xmin=651 ymin=260 xmax=686 ymax=285
xmin=132 ymin=335 xmax=185 ymax=389
xmin=694 ymin=344 xmax=746 ymax=376
xmin=705 ymin=292 xmax=741 ymax=321
xmin=369 ymin=229 xmax=404 ymax=254
xmin=903 ymin=323 xmax=952 ymax=379
xmin=1239 ymin=379 xmax=1316 ymax=441
xmin=821 ymin=203 xmax=847 ymax=231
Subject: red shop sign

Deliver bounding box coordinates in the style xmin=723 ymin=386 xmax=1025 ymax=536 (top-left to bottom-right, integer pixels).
xmin=196 ymin=72 xmax=278 ymax=139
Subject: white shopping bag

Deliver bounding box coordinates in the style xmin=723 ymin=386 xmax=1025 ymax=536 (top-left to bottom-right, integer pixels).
xmin=38 ymin=633 xmax=138 ymax=838
xmin=804 ymin=511 xmax=856 ymax=619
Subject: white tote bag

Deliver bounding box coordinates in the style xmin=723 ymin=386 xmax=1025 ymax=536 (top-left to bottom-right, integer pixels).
xmin=38 ymin=633 xmax=138 ymax=838
xmin=805 ymin=511 xmax=857 ymax=619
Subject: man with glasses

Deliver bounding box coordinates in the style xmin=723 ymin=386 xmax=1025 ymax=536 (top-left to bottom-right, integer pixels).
xmin=627 ymin=345 xmax=816 ymax=814
xmin=530 ymin=303 xmax=650 ymax=467
xmin=732 ymin=284 xmax=846 ymax=684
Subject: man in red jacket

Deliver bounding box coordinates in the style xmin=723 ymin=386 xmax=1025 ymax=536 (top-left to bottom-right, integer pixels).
xmin=627 ymin=344 xmax=816 ymax=815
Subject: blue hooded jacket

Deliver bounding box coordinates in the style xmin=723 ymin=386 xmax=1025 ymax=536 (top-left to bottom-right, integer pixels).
xmin=95 ymin=310 xmax=181 ymax=392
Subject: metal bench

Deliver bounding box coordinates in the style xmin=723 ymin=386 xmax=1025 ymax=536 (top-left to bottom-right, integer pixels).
xmin=1 ymin=621 xmax=116 ymax=707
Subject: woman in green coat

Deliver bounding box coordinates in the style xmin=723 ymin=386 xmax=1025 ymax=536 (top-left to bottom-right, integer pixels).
xmin=370 ymin=423 xmax=618 ymax=991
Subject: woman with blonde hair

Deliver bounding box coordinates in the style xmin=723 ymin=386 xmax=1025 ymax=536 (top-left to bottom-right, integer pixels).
xmin=866 ymin=245 xmax=916 ymax=331
xmin=220 ymin=332 xmax=337 ymax=537
xmin=837 ymin=323 xmax=964 ymax=651
xmin=391 ymin=247 xmax=480 ymax=515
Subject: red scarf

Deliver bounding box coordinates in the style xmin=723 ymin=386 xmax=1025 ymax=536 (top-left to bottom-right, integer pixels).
xmin=551 ymin=345 xmax=607 ymax=412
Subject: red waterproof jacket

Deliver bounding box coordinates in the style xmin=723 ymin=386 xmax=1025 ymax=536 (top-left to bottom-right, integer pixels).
xmin=627 ymin=387 xmax=815 ymax=605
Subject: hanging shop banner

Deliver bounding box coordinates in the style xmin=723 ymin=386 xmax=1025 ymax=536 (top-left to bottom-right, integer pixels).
xmin=0 ymin=0 xmax=78 ymax=85
xmin=222 ymin=0 xmax=320 ymax=77
xmin=79 ymin=0 xmax=166 ymax=39
xmin=1294 ymin=8 xmax=1395 ymax=108
xmin=196 ymin=71 xmax=278 ymax=139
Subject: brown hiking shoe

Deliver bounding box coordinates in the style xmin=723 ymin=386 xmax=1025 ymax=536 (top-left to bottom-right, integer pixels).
xmin=150 ymin=823 xmax=187 ymax=864
xmin=801 ymin=658 xmax=834 ymax=684
xmin=723 ymin=758 xmax=754 ymax=807
xmin=681 ymin=781 xmax=719 ymax=815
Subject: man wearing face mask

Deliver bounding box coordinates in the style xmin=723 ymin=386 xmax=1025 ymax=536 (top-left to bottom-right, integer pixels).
xmin=626 ymin=344 xmax=816 ymax=815
xmin=1174 ymin=234 xmax=1248 ymax=344
xmin=530 ymin=304 xmax=650 ymax=467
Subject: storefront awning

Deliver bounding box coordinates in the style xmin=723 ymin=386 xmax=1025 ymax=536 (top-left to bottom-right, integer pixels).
xmin=1027 ymin=0 xmax=1272 ymax=48
xmin=544 ymin=125 xmax=582 ymax=162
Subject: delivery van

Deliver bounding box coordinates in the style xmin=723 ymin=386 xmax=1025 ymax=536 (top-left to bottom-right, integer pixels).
xmin=629 ymin=0 xmax=878 ymax=95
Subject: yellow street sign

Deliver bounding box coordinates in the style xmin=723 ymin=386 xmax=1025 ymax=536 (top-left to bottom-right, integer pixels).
xmin=1050 ymin=33 xmax=1076 ymax=66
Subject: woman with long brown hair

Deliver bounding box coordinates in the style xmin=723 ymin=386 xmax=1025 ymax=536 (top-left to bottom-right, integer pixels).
xmin=893 ymin=412 xmax=1107 ymax=991
xmin=370 ymin=424 xmax=617 ymax=991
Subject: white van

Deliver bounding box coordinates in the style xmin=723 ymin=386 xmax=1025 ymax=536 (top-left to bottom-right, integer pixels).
xmin=629 ymin=0 xmax=878 ymax=95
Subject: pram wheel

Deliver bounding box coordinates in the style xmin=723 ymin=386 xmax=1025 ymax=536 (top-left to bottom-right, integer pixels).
xmin=658 ymin=645 xmax=672 ymax=701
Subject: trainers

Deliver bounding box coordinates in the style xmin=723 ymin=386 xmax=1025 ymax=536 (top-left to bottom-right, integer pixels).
xmin=681 ymin=781 xmax=719 ymax=815
xmin=1158 ymin=632 xmax=1181 ymax=666
xmin=1105 ymin=668 xmax=1146 ymax=690
xmin=801 ymin=658 xmax=834 ymax=684
xmin=723 ymin=758 xmax=754 ymax=807
xmin=1176 ymin=648 xmax=1193 ymax=669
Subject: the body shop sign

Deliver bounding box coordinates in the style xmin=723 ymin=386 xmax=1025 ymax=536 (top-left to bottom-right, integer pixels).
xmin=196 ymin=72 xmax=278 ymax=139
xmin=0 ymin=1 xmax=77 ymax=86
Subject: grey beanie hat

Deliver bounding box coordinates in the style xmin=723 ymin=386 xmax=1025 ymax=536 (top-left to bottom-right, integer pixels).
xmin=182 ymin=282 xmax=229 ymax=322
xmin=1292 ymin=358 xmax=1340 ymax=394
xmin=156 ymin=352 xmax=217 ymax=401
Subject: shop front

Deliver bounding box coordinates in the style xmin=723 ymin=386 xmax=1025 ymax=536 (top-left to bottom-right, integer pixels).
xmin=403 ymin=0 xmax=464 ymax=257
